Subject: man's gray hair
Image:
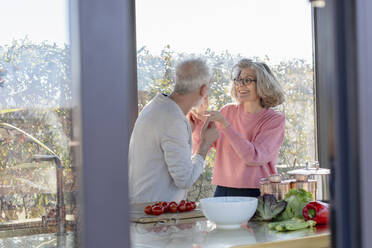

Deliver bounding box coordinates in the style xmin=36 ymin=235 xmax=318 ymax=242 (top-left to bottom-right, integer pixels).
xmin=174 ymin=58 xmax=210 ymax=94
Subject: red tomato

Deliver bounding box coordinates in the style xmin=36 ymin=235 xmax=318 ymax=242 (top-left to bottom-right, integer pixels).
xmin=185 ymin=202 xmax=193 ymax=212
xmin=152 ymin=202 xmax=161 ymax=208
xmin=169 ymin=204 xmax=178 ymax=213
xmin=168 ymin=201 xmax=177 ymax=207
xmin=152 ymin=206 xmax=163 ymax=216
xmin=161 ymin=202 xmax=169 ymax=213
xmin=178 ymin=204 xmax=186 ymax=212
xmin=179 ymin=200 xmax=186 ymax=205
xmin=144 ymin=205 xmax=152 ymax=215
xmin=190 ymin=201 xmax=196 ymax=210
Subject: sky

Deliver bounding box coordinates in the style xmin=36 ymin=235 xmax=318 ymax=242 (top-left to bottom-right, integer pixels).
xmin=136 ymin=0 xmax=314 ymax=63
xmin=0 ymin=0 xmax=70 ymax=46
xmin=0 ymin=0 xmax=313 ymax=63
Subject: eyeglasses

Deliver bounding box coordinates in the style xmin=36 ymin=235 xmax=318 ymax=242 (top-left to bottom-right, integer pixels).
xmin=233 ymin=78 xmax=256 ymax=86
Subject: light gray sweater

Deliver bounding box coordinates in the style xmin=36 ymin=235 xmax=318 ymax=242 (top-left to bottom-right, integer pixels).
xmin=129 ymin=94 xmax=204 ymax=203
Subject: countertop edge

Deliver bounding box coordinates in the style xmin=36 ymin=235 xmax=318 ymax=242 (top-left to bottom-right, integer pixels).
xmin=231 ymin=233 xmax=330 ymax=248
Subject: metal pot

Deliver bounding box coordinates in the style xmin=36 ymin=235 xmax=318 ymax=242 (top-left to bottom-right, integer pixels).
xmin=286 ymin=166 xmax=330 ymax=201
xmin=259 ymin=177 xmax=292 ymax=200
xmin=290 ymin=180 xmax=317 ymax=200
xmin=313 ymin=173 xmax=330 ymax=201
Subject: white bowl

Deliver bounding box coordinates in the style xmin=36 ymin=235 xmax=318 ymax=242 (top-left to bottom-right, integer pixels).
xmin=199 ymin=197 xmax=258 ymax=230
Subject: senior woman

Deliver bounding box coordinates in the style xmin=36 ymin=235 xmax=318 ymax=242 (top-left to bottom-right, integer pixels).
xmin=189 ymin=59 xmax=285 ymax=197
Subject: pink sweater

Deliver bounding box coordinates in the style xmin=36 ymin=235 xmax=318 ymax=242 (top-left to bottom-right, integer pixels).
xmin=192 ymin=104 xmax=285 ymax=189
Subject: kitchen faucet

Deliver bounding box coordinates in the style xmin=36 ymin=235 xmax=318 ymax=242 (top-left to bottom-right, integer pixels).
xmin=32 ymin=154 xmax=66 ymax=246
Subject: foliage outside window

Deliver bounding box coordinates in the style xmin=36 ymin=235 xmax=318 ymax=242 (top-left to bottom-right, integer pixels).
xmin=0 ymin=39 xmax=77 ymax=224
xmin=0 ymin=39 xmax=315 ymax=218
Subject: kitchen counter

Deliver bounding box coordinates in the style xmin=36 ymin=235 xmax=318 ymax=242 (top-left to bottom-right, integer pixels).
xmin=130 ymin=217 xmax=330 ymax=248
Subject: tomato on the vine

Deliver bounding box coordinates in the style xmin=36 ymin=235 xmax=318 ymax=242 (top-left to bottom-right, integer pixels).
xmin=161 ymin=202 xmax=169 ymax=213
xmin=152 ymin=202 xmax=161 ymax=208
xmin=144 ymin=200 xmax=197 ymax=215
xmin=178 ymin=204 xmax=186 ymax=212
xmin=152 ymin=206 xmax=163 ymax=216
xmin=144 ymin=205 xmax=152 ymax=215
xmin=185 ymin=202 xmax=193 ymax=212
xmin=169 ymin=203 xmax=178 ymax=213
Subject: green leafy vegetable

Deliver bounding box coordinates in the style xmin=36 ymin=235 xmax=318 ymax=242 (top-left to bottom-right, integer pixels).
xmin=275 ymin=189 xmax=313 ymax=221
xmin=253 ymin=194 xmax=287 ymax=221
xmin=268 ymin=217 xmax=316 ymax=232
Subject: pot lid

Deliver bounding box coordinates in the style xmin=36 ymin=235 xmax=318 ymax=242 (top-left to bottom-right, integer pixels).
xmin=287 ymin=168 xmax=330 ymax=175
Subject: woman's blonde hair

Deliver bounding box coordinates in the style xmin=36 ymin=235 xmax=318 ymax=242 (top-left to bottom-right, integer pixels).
xmin=230 ymin=59 xmax=285 ymax=108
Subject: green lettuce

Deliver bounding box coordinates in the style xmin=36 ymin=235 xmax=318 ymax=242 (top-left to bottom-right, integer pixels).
xmin=275 ymin=189 xmax=313 ymax=221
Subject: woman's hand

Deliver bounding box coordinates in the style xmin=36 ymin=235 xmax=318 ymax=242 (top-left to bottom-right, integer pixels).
xmin=189 ymin=109 xmax=206 ymax=122
xmin=204 ymin=110 xmax=230 ymax=129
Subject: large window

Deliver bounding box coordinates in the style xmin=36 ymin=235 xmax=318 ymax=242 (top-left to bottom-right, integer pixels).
xmin=136 ymin=0 xmax=315 ymax=200
xmin=0 ymin=0 xmax=78 ymax=247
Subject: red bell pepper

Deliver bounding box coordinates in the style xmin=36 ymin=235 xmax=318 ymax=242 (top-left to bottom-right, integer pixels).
xmin=303 ymin=201 xmax=329 ymax=225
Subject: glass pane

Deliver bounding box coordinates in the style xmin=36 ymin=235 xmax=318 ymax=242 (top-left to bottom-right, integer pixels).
xmin=136 ymin=0 xmax=315 ymax=202
xmin=0 ymin=0 xmax=78 ymax=247
xmin=132 ymin=0 xmax=327 ymax=247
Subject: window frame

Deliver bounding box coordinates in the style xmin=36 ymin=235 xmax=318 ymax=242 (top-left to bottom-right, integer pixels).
xmin=73 ymin=0 xmax=137 ymax=247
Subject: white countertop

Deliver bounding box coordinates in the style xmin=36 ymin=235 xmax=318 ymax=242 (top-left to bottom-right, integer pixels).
xmin=130 ymin=217 xmax=330 ymax=248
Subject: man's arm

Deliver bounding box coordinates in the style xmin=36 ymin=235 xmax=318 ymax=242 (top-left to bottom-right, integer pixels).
xmin=161 ymin=119 xmax=219 ymax=189
xmin=161 ymin=119 xmax=204 ymax=189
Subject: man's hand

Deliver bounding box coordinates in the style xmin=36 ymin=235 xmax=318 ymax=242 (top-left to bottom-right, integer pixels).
xmin=200 ymin=120 xmax=220 ymax=145
xmin=196 ymin=120 xmax=220 ymax=158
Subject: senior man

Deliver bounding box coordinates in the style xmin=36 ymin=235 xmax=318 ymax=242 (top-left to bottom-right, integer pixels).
xmin=129 ymin=58 xmax=219 ymax=203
